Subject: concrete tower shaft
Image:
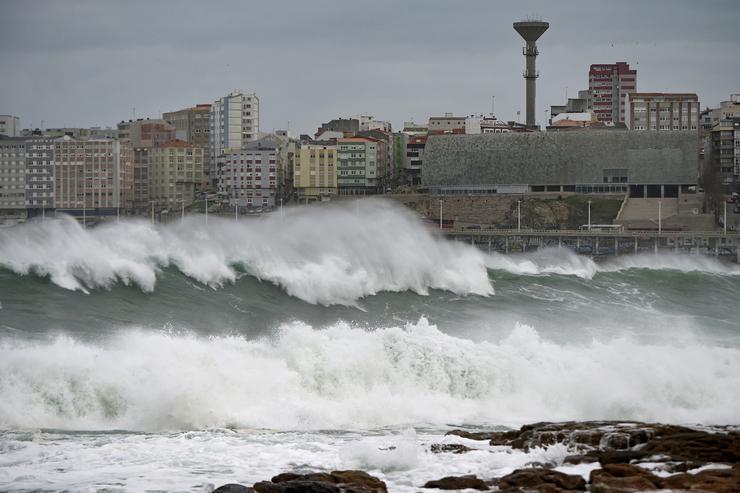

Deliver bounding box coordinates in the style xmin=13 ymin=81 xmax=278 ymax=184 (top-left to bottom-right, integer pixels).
xmin=513 ymin=20 xmax=549 ymax=128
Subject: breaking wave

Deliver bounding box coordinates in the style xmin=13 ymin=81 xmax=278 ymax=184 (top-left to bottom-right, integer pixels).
xmin=1 ymin=318 xmax=738 ymax=431
xmin=0 ymin=200 xmax=493 ymax=305
xmin=485 ymin=248 xmax=740 ymax=279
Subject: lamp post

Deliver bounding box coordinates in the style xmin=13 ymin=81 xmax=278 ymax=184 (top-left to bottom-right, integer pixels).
xmin=280 ymin=198 xmax=284 ymax=221
xmin=181 ymin=199 xmax=185 ymax=225
xmin=517 ymin=199 xmax=521 ymax=232
xmin=439 ymin=198 xmax=443 ymax=230
xmin=205 ymin=196 xmax=209 ymax=225
xmin=724 ymin=201 xmax=727 ymax=235
xmin=587 ymin=200 xmax=592 ymax=231
xmin=151 ymin=201 xmax=155 ymax=225
xmin=658 ymin=199 xmax=662 ymax=234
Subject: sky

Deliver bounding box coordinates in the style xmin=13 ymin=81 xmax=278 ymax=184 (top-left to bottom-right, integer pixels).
xmin=0 ymin=0 xmax=738 ymax=136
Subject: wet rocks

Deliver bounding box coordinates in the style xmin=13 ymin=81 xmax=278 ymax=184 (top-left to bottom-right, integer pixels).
xmin=213 ymin=485 xmax=256 ymax=493
xmin=423 ymin=475 xmax=489 ymax=490
xmin=589 ymin=463 xmax=663 ymax=492
xmin=490 ymin=468 xmax=586 ymax=492
xmin=253 ymin=470 xmax=387 ymax=493
xmin=640 ymin=430 xmax=740 ymax=463
xmin=430 ymin=443 xmax=473 ymax=454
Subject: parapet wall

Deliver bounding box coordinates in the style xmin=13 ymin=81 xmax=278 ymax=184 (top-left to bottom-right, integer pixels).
xmin=422 ymin=131 xmax=699 ymax=187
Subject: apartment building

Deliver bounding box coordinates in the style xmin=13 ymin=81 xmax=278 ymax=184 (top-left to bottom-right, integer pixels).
xmin=707 ymin=117 xmax=740 ymax=189
xmin=149 ymin=139 xmax=204 ymax=209
xmin=293 ymin=141 xmax=337 ymax=202
xmin=163 ymin=104 xmax=211 ymax=149
xmin=25 ymin=137 xmax=55 ymax=215
xmin=209 ymin=90 xmax=259 ymax=178
xmin=0 ymin=137 xmax=27 ymax=219
xmin=0 ymin=115 xmax=21 ymax=137
xmin=337 ymin=137 xmax=380 ymax=194
xmin=217 ymin=136 xmax=282 ymax=209
xmin=128 ymin=119 xmax=176 ymax=148
xmin=428 ymin=114 xmax=466 ymax=134
xmin=626 ymin=93 xmax=699 ymax=131
xmin=52 ymin=136 xmax=132 ymax=214
xmin=588 ymin=62 xmax=637 ymax=123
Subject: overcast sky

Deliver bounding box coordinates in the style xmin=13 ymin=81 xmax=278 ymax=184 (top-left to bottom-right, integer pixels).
xmin=1 ymin=0 xmax=738 ymax=135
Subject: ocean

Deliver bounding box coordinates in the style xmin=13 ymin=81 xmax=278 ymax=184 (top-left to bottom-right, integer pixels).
xmin=1 ymin=199 xmax=739 ymax=492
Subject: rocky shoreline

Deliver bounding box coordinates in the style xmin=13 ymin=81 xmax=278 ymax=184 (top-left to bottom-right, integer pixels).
xmin=209 ymin=421 xmax=739 ymax=492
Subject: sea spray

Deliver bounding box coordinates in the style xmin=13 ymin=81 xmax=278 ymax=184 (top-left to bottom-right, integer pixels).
xmin=1 ymin=318 xmax=738 ymax=431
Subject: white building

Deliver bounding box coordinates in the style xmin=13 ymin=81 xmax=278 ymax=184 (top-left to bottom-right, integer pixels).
xmin=209 ymin=90 xmax=259 ymax=179
xmin=0 ymin=115 xmax=21 ymax=137
xmin=217 ymin=135 xmax=281 ymax=209
xmin=356 ymin=115 xmax=391 ymax=132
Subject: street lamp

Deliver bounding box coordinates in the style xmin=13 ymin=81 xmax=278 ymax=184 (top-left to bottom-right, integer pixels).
xmin=439 ymin=198 xmax=443 ymax=230
xmin=587 ymin=200 xmax=592 ymax=231
xmin=205 ymin=196 xmax=209 ymax=225
xmin=517 ymin=199 xmax=521 ymax=232
xmin=658 ymin=199 xmax=662 ymax=234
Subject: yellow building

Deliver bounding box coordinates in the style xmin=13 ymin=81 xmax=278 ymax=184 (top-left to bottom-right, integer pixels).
xmin=293 ymin=141 xmax=337 ymax=201
xmin=149 ymin=139 xmax=205 ymax=209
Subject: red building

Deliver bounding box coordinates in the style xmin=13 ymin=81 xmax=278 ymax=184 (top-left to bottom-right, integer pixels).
xmin=588 ymin=62 xmax=637 ymax=123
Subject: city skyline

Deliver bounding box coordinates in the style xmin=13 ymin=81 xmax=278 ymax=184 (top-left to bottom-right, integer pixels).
xmin=1 ymin=0 xmax=738 ymax=134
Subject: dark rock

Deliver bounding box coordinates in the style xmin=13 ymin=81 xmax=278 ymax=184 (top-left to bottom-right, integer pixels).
xmin=213 ymin=485 xmax=255 ymax=493
xmin=597 ymin=450 xmax=647 ymax=465
xmin=254 ymin=480 xmax=339 ymax=493
xmin=423 ymin=475 xmax=489 ymax=490
xmin=589 ymin=463 xmax=662 ymax=493
xmin=661 ymin=466 xmax=740 ymax=493
xmin=491 ymin=468 xmax=586 ymax=492
xmin=430 ymin=443 xmax=473 ymax=454
xmin=447 ymin=429 xmax=515 ymax=442
xmin=639 ymin=430 xmax=740 ymax=463
xmin=255 ymin=470 xmax=386 ymax=493
xmin=563 ymin=453 xmax=599 ymax=465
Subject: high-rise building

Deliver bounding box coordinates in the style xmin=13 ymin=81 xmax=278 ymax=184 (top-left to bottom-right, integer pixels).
xmin=128 ymin=119 xmax=176 ymax=148
xmin=0 ymin=137 xmax=28 ymax=220
xmin=626 ymin=93 xmax=700 ymax=131
xmin=0 ymin=115 xmax=21 ymax=137
xmin=293 ymin=141 xmax=337 ymax=202
xmin=588 ymin=62 xmax=637 ymax=123
xmin=52 ymin=136 xmax=132 ymax=215
xmin=149 ymin=139 xmax=204 ymax=210
xmin=706 ymin=117 xmax=740 ymax=189
xmin=209 ymin=90 xmax=259 ymax=179
xmin=25 ymin=137 xmax=55 ymax=215
xmin=217 ymin=135 xmax=282 ymax=209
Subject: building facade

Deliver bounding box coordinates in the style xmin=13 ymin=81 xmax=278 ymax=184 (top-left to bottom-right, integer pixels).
xmin=337 ymin=137 xmax=380 ymax=194
xmin=149 ymin=140 xmax=204 ymax=210
xmin=404 ymin=135 xmax=427 ymax=185
xmin=588 ymin=62 xmax=637 ymax=123
xmin=706 ymin=117 xmax=740 ymax=189
xmin=53 ymin=136 xmax=132 ymax=214
xmin=163 ymin=104 xmax=211 ymax=149
xmin=293 ymin=142 xmax=337 ymax=201
xmin=128 ymin=119 xmax=176 ymax=148
xmin=626 ymin=93 xmax=700 ymax=131
xmin=209 ymin=90 xmax=259 ymax=178
xmin=0 ymin=115 xmax=21 ymax=137
xmin=428 ymin=114 xmax=466 ymax=134
xmin=25 ymin=137 xmax=55 ymax=215
xmin=0 ymin=137 xmax=27 ymax=220
xmin=217 ymin=136 xmax=282 ymax=209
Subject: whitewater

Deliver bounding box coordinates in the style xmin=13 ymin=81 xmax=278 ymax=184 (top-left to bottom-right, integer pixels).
xmin=1 ymin=199 xmax=739 ymax=492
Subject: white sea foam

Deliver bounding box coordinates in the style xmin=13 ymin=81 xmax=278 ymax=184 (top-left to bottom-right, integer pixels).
xmin=485 ymin=248 xmax=740 ymax=279
xmin=1 ymin=318 xmax=738 ymax=432
xmin=0 ymin=200 xmax=493 ymax=305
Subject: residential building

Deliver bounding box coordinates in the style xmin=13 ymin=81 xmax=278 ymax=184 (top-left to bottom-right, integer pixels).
xmin=626 ymin=93 xmax=699 ymax=131
xmin=337 ymin=137 xmax=381 ymax=194
xmin=466 ymin=115 xmax=516 ymax=134
xmin=25 ymin=137 xmax=55 ymax=215
xmin=209 ymin=90 xmax=259 ymax=178
xmin=706 ymin=117 xmax=740 ymax=190
xmin=710 ymin=94 xmax=740 ymax=123
xmin=550 ymin=96 xmax=589 ymax=124
xmin=0 ymin=137 xmax=28 ymax=220
xmin=52 ymin=136 xmax=132 ymax=215
xmin=404 ymin=134 xmax=427 ymax=185
xmin=293 ymin=141 xmax=337 ymax=202
xmin=357 ymin=115 xmax=392 ymax=132
xmin=149 ymin=139 xmax=204 ymax=210
xmin=357 ymin=129 xmax=393 ymax=188
xmin=402 ymin=121 xmax=428 ymax=136
xmin=428 ymin=114 xmax=466 ymax=134
xmin=217 ymin=135 xmax=282 ymax=209
xmin=128 ymin=119 xmax=176 ymax=148
xmin=163 ymin=104 xmax=211 ymax=149
xmin=315 ymin=118 xmax=359 ymax=138
xmin=0 ymin=115 xmax=21 ymax=137
xmin=132 ymin=147 xmax=151 ymax=213
xmin=43 ymin=127 xmax=118 ymax=139
xmin=588 ymin=62 xmax=637 ymax=123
